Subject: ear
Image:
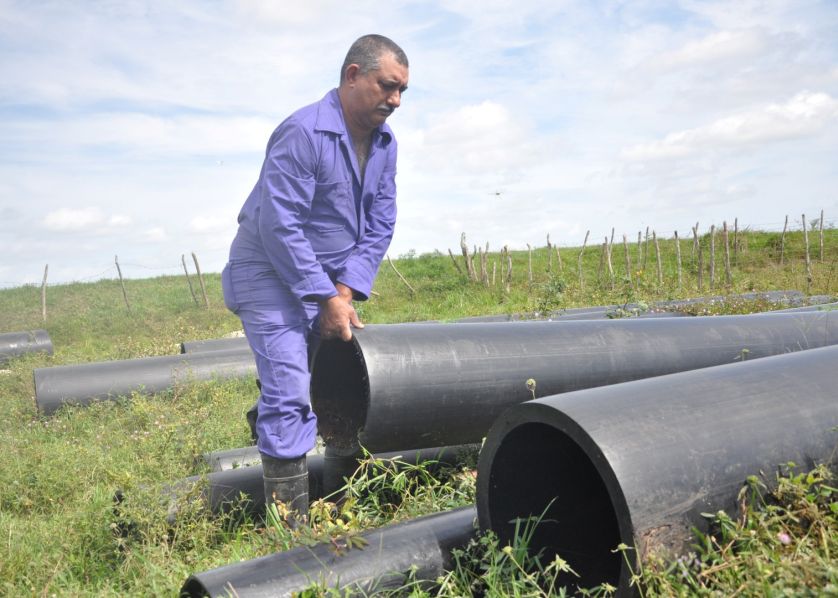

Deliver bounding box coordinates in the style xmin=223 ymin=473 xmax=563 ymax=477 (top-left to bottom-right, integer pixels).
xmin=344 ymin=63 xmax=361 ymax=84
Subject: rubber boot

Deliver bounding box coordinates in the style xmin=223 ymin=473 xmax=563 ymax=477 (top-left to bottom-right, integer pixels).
xmin=322 ymin=444 xmax=363 ymax=503
xmin=262 ymin=454 xmax=308 ymax=529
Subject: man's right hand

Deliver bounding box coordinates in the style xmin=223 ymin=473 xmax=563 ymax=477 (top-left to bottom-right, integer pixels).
xmin=319 ymin=294 xmax=363 ymax=342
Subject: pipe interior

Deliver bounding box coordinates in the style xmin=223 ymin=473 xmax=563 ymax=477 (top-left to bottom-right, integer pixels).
xmin=310 ymin=339 xmax=369 ymax=451
xmin=487 ymin=422 xmax=622 ymax=591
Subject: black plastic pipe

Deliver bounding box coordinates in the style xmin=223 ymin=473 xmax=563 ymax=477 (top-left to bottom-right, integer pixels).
xmin=34 ymin=347 xmax=256 ymax=414
xmin=181 ymin=505 xmax=476 ymax=597
xmin=0 ymin=329 xmax=53 ymax=365
xmin=180 ymin=336 xmax=250 ymax=354
xmin=168 ymin=446 xmax=475 ymax=521
xmin=310 ymin=311 xmax=838 ymax=453
xmin=476 ymin=344 xmax=838 ymax=596
xmin=178 ymin=291 xmax=818 ymax=353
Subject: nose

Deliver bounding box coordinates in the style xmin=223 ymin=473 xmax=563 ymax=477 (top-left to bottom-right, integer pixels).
xmin=387 ymin=89 xmax=401 ymax=108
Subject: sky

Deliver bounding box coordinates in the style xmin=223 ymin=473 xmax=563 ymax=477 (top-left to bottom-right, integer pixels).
xmin=1 ymin=0 xmax=837 ymax=288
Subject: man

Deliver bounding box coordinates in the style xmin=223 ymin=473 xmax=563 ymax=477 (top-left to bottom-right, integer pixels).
xmin=221 ymin=34 xmax=408 ymax=526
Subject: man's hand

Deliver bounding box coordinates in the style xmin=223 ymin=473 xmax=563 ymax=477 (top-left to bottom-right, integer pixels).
xmin=319 ymin=284 xmax=364 ymax=341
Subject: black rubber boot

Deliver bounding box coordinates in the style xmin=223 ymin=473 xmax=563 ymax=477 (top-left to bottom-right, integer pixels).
xmin=262 ymin=454 xmax=309 ymax=529
xmin=322 ymin=444 xmax=363 ymax=502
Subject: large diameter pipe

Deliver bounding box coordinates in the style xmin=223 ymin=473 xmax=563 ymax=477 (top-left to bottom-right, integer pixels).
xmin=34 ymin=348 xmax=256 ymax=414
xmin=0 ymin=329 xmax=53 ymax=365
xmin=181 ymin=506 xmax=477 ymax=598
xmin=310 ymin=311 xmax=838 ymax=453
xmin=476 ymin=344 xmax=838 ymax=595
xmin=168 ymin=446 xmax=475 ymax=521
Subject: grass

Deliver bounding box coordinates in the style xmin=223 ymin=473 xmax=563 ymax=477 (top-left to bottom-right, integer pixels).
xmin=0 ymin=228 xmax=836 ymax=596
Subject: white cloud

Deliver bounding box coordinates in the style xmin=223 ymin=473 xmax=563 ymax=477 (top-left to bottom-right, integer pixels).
xmin=622 ymin=91 xmax=838 ymax=161
xmin=109 ymin=215 xmax=132 ymax=226
xmin=651 ymin=29 xmax=767 ymax=71
xmin=407 ymin=100 xmax=544 ymax=179
xmin=189 ymin=215 xmax=229 ymax=233
xmin=143 ymin=227 xmax=167 ymax=242
xmin=41 ymin=207 xmax=132 ymax=234
xmin=43 ymin=207 xmax=106 ymax=231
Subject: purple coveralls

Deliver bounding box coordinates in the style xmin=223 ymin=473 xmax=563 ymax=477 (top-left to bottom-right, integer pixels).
xmin=221 ymin=88 xmax=397 ymax=460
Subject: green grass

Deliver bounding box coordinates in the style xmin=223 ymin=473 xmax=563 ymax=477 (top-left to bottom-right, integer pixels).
xmin=0 ymin=228 xmax=835 ymax=596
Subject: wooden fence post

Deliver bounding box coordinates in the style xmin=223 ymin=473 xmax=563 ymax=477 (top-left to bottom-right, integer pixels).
xmin=636 ymin=231 xmax=643 ymax=272
xmin=182 ymin=254 xmax=199 ymax=305
xmin=471 ymin=245 xmax=478 ymax=279
xmin=653 ymin=231 xmax=663 ymax=286
xmin=527 ymin=244 xmax=533 ymax=285
xmin=505 ymin=246 xmax=512 ymax=293
xmin=623 ymin=234 xmax=634 ymax=290
xmin=605 ymin=236 xmax=615 ymax=290
xmin=780 ymin=215 xmax=788 ymax=265
xmin=674 ymin=231 xmax=682 ymax=291
xmin=710 ymin=224 xmax=720 ymax=287
xmin=733 ymin=217 xmax=739 ymax=265
xmin=191 ymin=251 xmax=209 ymax=309
xmin=460 ymin=233 xmax=476 ymax=281
xmin=482 ymin=242 xmax=490 ymax=286
xmin=722 ymin=221 xmax=732 ymax=288
xmin=819 ymin=209 xmax=824 ymax=264
xmin=447 ymin=248 xmax=464 ymax=276
xmin=387 ymin=254 xmax=416 ymax=295
xmin=697 ymin=238 xmax=704 ymax=292
xmin=115 ymin=255 xmax=130 ymax=310
xmin=598 ymin=241 xmax=606 ymax=282
xmin=578 ymin=230 xmax=589 ymax=289
xmin=41 ymin=264 xmax=48 ymax=322
xmin=692 ymin=222 xmax=699 ymax=260
xmin=642 ymin=226 xmax=650 ymax=271
xmin=802 ymin=214 xmax=813 ymax=293
xmin=547 ymin=234 xmax=552 ymax=273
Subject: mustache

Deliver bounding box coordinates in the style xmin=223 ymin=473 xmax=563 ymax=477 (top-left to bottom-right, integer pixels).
xmin=376 ymin=104 xmax=395 ymax=115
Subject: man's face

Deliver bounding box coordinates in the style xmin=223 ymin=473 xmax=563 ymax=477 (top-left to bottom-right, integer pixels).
xmin=344 ymin=52 xmax=409 ymax=134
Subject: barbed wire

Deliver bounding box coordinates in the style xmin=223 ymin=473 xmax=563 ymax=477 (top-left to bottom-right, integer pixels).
xmin=0 ymin=216 xmax=831 ymax=289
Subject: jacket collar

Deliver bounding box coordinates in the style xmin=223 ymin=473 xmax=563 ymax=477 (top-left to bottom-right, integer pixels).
xmin=314 ymin=88 xmax=393 ymax=145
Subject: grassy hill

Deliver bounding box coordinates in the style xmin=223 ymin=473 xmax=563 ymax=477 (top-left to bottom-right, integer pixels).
xmin=0 ymin=228 xmax=835 ymax=596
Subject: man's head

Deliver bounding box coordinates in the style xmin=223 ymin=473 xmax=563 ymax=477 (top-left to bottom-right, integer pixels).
xmin=339 ymin=34 xmax=408 ymax=85
xmin=338 ymin=34 xmax=409 ymax=137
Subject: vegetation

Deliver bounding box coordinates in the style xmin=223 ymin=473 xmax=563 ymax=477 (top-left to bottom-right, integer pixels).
xmin=0 ymin=228 xmax=835 ymax=596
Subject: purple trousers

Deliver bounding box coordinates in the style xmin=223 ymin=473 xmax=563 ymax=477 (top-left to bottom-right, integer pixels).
xmin=221 ymin=260 xmax=320 ymax=460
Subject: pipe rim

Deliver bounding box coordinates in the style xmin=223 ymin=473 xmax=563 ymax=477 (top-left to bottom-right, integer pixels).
xmin=310 ymin=335 xmax=371 ymax=452
xmin=477 ymin=400 xmax=634 ymax=593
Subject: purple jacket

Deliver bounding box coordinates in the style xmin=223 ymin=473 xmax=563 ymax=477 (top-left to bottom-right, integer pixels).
xmin=230 ymin=88 xmax=397 ymax=303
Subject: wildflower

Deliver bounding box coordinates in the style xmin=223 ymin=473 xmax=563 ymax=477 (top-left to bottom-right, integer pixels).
xmin=777 ymin=531 xmax=791 ymax=545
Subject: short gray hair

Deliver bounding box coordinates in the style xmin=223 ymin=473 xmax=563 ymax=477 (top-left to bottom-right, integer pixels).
xmin=340 ymin=34 xmax=408 ymax=84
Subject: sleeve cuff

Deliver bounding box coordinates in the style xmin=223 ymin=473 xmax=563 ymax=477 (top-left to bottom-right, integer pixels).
xmin=336 ymin=264 xmax=372 ymax=301
xmin=291 ymin=271 xmax=338 ymax=303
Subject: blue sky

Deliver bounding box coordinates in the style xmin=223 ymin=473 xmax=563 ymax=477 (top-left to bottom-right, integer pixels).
xmin=1 ymin=0 xmax=837 ymax=288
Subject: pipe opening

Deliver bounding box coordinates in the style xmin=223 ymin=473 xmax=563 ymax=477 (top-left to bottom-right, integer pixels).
xmin=310 ymin=338 xmax=370 ymax=451
xmin=486 ymin=422 xmax=622 ymax=591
